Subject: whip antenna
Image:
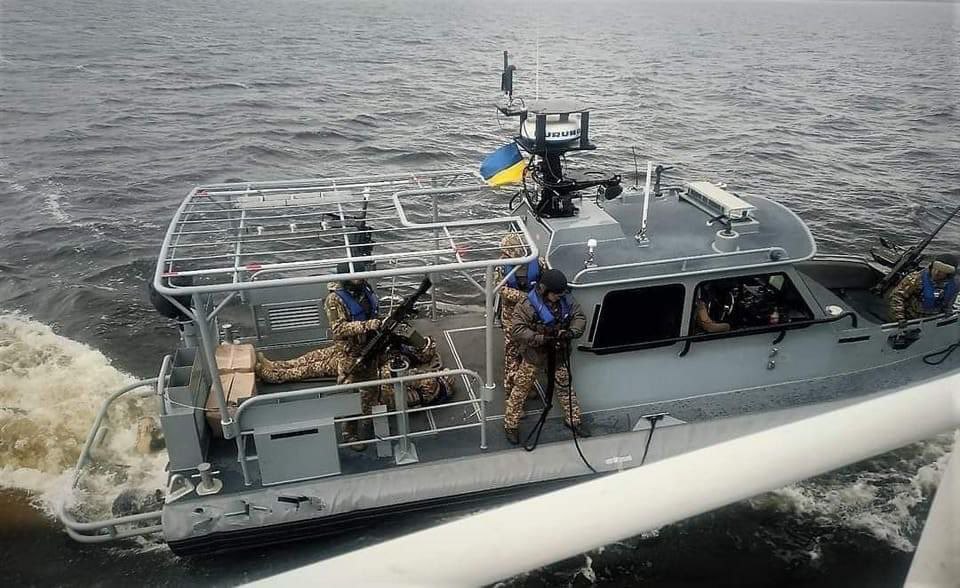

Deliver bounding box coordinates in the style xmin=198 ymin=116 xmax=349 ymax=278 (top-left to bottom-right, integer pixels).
xmin=535 ymin=15 xmax=540 ymax=100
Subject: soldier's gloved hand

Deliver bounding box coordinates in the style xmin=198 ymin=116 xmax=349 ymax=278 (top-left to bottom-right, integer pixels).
xmin=366 ymin=318 xmax=382 ymax=331
xmin=557 ymin=329 xmax=575 ymax=341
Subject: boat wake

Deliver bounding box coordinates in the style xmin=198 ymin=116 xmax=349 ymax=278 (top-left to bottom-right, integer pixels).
xmin=0 ymin=313 xmax=167 ymax=536
xmin=749 ymin=434 xmax=954 ymax=554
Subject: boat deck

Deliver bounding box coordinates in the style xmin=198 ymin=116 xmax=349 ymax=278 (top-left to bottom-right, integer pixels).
xmin=202 ymin=311 xmax=637 ymax=495
xmin=196 ymin=300 xmax=960 ymax=504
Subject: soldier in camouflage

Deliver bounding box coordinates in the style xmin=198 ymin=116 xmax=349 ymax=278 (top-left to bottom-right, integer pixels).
xmin=256 ymin=345 xmax=338 ymax=383
xmin=255 ymin=269 xmax=454 ymax=449
xmin=257 ymin=339 xmax=452 ymax=407
xmin=322 ymin=263 xmax=383 ymax=449
xmin=504 ymin=268 xmax=590 ymax=445
xmin=376 ymin=339 xmax=454 ymax=408
xmin=887 ymin=254 xmax=959 ymax=323
xmin=495 ymin=232 xmax=546 ymax=400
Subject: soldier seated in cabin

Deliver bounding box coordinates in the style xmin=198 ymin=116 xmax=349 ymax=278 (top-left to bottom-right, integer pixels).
xmin=696 ymin=274 xmax=813 ymax=332
xmin=887 ymin=254 xmax=959 ymax=324
xmin=693 ymin=283 xmax=731 ymax=334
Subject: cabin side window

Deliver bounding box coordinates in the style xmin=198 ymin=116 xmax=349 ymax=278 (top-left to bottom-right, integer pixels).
xmin=592 ymin=284 xmax=686 ymax=348
xmin=691 ymin=272 xmax=814 ymax=335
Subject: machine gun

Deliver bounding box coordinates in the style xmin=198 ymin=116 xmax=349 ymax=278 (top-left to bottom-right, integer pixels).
xmin=872 ymin=202 xmax=960 ymax=295
xmin=347 ymin=276 xmax=432 ymax=376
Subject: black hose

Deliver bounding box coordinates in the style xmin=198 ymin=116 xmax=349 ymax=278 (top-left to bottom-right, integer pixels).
xmin=561 ymin=342 xmax=596 ymax=473
xmin=522 ymin=344 xmax=555 ymax=452
xmin=923 ymin=340 xmax=960 ymax=365
xmin=522 ymin=336 xmax=596 ymax=473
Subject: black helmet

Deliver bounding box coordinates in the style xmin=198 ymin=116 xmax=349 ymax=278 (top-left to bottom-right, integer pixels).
xmin=540 ymin=269 xmax=569 ymax=294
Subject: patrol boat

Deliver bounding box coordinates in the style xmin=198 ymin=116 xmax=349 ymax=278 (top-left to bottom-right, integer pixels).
xmin=59 ymin=53 xmax=960 ymax=554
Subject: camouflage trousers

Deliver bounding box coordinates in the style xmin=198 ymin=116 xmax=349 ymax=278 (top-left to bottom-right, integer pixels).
xmin=256 ymin=340 xmax=452 ymax=442
xmin=255 ymin=346 xmax=338 ymax=383
xmin=340 ymin=357 xmax=380 ymax=442
xmin=503 ymin=327 xmax=520 ymax=393
xmin=503 ymin=359 xmax=581 ymax=430
xmin=502 ymin=325 xmax=536 ymax=400
xmin=377 ymin=362 xmax=452 ymax=408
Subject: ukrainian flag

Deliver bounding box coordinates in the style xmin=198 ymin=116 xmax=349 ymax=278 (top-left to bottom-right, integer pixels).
xmin=480 ymin=143 xmax=526 ymax=187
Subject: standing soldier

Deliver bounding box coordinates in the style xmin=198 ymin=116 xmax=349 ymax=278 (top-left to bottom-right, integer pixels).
xmin=505 ymin=268 xmax=590 ymax=444
xmin=887 ymin=254 xmax=959 ymax=323
xmin=495 ymin=232 xmax=545 ymax=401
xmin=325 ymin=262 xmax=383 ymax=450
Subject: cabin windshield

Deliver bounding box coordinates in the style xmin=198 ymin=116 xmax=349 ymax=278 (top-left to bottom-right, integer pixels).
xmin=692 ymin=272 xmax=814 ymax=335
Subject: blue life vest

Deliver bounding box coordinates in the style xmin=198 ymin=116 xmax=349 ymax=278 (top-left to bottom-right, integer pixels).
xmin=335 ymin=286 xmax=379 ymax=321
xmin=506 ymin=261 xmax=540 ymax=291
xmin=921 ymin=269 xmax=958 ymax=313
xmin=527 ymin=289 xmax=572 ymax=327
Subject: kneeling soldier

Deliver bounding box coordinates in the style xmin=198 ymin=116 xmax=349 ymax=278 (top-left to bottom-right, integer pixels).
xmin=505 ymin=268 xmax=590 ymax=444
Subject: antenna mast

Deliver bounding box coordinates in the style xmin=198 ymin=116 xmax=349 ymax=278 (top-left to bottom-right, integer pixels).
xmin=535 ymin=17 xmax=540 ymax=100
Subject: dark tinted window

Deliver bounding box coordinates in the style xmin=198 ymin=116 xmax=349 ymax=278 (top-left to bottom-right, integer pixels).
xmin=692 ymin=273 xmax=813 ymax=334
xmin=593 ymin=284 xmax=686 ymax=348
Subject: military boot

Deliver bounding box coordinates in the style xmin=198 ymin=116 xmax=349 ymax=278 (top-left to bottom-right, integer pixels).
xmin=566 ymin=422 xmax=591 ymax=438
xmin=254 ymin=353 xmax=278 ymax=384
xmin=504 ymin=427 xmax=520 ymax=445
xmin=343 ymin=421 xmax=370 ymax=452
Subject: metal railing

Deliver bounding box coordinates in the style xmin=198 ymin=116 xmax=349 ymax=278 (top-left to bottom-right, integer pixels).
xmin=234 ymin=368 xmax=488 ymax=486
xmin=152 ymin=173 xmax=533 ymax=442
xmin=58 ymin=378 xmax=165 ymax=543
xmin=244 ymin=372 xmax=960 ymax=587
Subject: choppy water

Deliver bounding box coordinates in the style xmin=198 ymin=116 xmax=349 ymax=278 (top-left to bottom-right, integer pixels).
xmin=1 ymin=0 xmax=958 ymax=585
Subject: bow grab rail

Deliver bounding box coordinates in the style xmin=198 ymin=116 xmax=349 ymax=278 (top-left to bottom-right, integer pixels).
xmin=57 ymin=377 xmax=165 ymax=543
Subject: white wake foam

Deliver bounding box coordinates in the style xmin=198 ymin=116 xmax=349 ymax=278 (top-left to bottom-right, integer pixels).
xmin=750 ymin=434 xmax=954 ymax=553
xmin=0 ymin=313 xmax=166 ymax=521
xmin=42 ymin=183 xmax=71 ymax=224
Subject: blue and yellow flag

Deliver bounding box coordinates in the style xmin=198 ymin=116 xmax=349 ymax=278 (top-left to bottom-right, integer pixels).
xmin=480 ymin=143 xmax=526 ymax=187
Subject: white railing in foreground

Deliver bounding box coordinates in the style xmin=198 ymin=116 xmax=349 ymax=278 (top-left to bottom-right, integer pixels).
xmin=904 ymin=433 xmax=958 ymax=587
xmin=247 ymin=373 xmax=960 ymax=588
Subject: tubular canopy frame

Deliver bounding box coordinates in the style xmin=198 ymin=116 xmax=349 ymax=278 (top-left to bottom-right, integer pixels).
xmin=153 ymin=170 xmax=538 ymax=297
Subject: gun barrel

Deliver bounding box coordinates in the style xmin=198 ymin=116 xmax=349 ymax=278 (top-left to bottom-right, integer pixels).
xmin=875 ymin=202 xmax=960 ymax=294
xmin=347 ymin=276 xmax=433 ymax=376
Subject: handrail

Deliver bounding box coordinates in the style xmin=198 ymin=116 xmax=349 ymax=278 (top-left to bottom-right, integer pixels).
xmin=234 ymin=368 xmax=487 ymax=486
xmin=251 ymin=373 xmax=960 ymax=587
xmin=59 ymin=378 xmax=165 ymax=543
xmin=153 ymin=182 xmax=539 ymax=296
xmin=580 ymin=311 xmax=858 ymax=356
xmin=571 ymin=246 xmax=789 ymax=283
xmin=880 ymin=310 xmax=959 ymax=330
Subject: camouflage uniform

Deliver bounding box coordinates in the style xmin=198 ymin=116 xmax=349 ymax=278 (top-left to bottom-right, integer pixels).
xmin=887 ymin=270 xmax=959 ymax=322
xmin=376 ymin=350 xmax=454 ymax=408
xmin=323 ymin=285 xmax=382 ymax=443
xmin=504 ymin=292 xmax=586 ymax=431
xmin=255 ymin=345 xmax=338 ymax=383
xmin=495 ymin=233 xmax=545 ymax=398
xmin=256 ymin=323 xmax=453 ymax=423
